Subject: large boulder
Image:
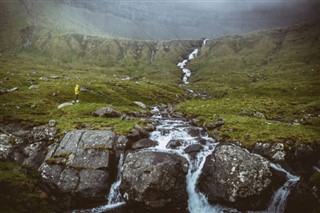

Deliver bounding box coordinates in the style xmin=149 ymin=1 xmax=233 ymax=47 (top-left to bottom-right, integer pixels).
xmin=198 ymin=143 xmax=273 ymax=211
xmin=120 ymin=151 xmax=189 ymax=211
xmin=39 ymin=130 xmax=117 ymax=207
xmin=92 ymin=107 xmax=122 ymax=118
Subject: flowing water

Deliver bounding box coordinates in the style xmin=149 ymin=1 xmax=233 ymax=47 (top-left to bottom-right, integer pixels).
xmin=267 ymin=164 xmax=300 ymax=213
xmin=76 ymin=109 xmax=299 ymax=213
xmin=76 ymin=39 xmax=299 ymax=213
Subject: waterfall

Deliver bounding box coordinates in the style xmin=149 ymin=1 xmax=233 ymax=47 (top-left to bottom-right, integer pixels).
xmin=84 ymin=153 xmax=126 ymax=213
xmin=177 ymin=39 xmax=208 ymax=84
xmin=107 ymin=152 xmax=125 ymax=205
xmin=267 ymin=164 xmax=300 ymax=213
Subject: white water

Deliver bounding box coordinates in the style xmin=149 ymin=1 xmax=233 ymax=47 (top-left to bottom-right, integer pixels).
xmin=77 ymin=109 xmax=299 ymax=213
xmin=177 ymin=39 xmax=208 ymax=84
xmin=78 ymin=153 xmax=126 ymax=213
xmin=267 ymin=164 xmax=300 ymax=213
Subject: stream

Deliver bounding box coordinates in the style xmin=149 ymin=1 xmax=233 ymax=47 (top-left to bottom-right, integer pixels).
xmin=75 ymin=39 xmax=299 ymax=213
xmin=76 ymin=106 xmax=299 ymax=213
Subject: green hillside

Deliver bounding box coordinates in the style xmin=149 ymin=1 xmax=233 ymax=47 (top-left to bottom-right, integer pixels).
xmin=0 ymin=0 xmax=319 ymax=146
xmin=178 ymin=21 xmax=320 ymax=146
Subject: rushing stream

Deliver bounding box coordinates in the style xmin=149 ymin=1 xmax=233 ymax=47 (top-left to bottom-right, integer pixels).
xmin=75 ymin=39 xmax=299 ymax=213
xmin=75 ymin=108 xmax=299 ymax=213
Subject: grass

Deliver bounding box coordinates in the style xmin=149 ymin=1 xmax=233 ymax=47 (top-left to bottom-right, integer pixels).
xmin=0 ymin=162 xmax=51 ymax=212
xmin=177 ymin=21 xmax=320 ymax=147
xmin=1 ymin=19 xmax=319 ymax=147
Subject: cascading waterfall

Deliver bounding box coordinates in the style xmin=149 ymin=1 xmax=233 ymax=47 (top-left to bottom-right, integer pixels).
xmin=76 ymin=108 xmax=300 ymax=213
xmin=85 ymin=153 xmax=126 ymax=213
xmin=177 ymin=39 xmax=208 ymax=84
xmin=267 ymin=164 xmax=300 ymax=213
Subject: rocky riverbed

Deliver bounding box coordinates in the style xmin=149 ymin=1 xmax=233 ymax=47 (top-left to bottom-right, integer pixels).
xmin=0 ymin=104 xmax=319 ymax=212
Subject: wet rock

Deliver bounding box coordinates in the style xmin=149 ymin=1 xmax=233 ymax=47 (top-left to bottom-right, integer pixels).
xmin=252 ymin=142 xmax=286 ymax=162
xmin=132 ymin=138 xmax=158 ymax=150
xmin=0 ymin=134 xmax=13 ymax=160
xmin=134 ymin=124 xmax=149 ymax=138
xmin=117 ymin=135 xmax=128 ymax=150
xmin=199 ymin=143 xmax=273 ymax=211
xmin=286 ymin=143 xmax=320 ymax=177
xmin=92 ymin=107 xmax=122 ymax=118
xmin=166 ymin=139 xmax=184 ymax=149
xmin=120 ymin=151 xmax=189 ymax=211
xmin=285 ymin=181 xmax=320 ymax=213
xmin=184 ymin=144 xmax=203 ymax=153
xmin=39 ymin=130 xmax=117 ymax=205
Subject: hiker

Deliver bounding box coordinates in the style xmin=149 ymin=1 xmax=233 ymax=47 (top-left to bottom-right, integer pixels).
xmin=75 ymin=84 xmax=80 ymax=103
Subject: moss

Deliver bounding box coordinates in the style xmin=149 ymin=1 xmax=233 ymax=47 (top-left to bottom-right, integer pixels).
xmin=0 ymin=162 xmax=51 ymax=212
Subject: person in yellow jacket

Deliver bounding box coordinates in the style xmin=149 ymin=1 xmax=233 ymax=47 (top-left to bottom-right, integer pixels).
xmin=75 ymin=84 xmax=80 ymax=103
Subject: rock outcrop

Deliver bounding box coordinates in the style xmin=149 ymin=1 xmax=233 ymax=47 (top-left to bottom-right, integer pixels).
xmin=198 ymin=143 xmax=274 ymax=211
xmin=39 ymin=130 xmax=117 ymax=207
xmin=120 ymin=150 xmax=189 ymax=211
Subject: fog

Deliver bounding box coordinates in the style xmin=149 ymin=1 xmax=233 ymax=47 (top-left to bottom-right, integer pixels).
xmin=54 ymin=0 xmax=320 ymax=39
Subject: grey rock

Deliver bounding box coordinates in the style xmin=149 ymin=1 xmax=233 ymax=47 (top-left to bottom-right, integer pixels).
xmin=48 ymin=119 xmax=58 ymax=127
xmin=0 ymin=89 xmax=7 ymax=95
xmin=184 ymin=144 xmax=203 ymax=153
xmin=166 ymin=139 xmax=184 ymax=149
xmin=22 ymin=142 xmax=47 ymax=169
xmin=206 ymin=120 xmax=225 ymax=130
xmin=39 ymin=130 xmax=116 ymax=201
xmin=57 ymin=102 xmax=73 ymax=109
xmin=133 ymin=101 xmax=146 ymax=109
xmin=30 ymin=125 xmax=57 ymax=143
xmin=80 ymin=86 xmax=89 ymax=92
xmin=0 ymin=134 xmax=13 ymax=160
xmin=7 ymin=87 xmax=19 ymax=92
xmin=120 ymin=151 xmax=189 ymax=210
xmin=50 ymin=76 xmax=60 ymax=79
xmin=199 ymin=143 xmax=273 ymax=211
xmin=29 ymin=85 xmax=39 ymax=89
xmin=252 ymin=142 xmax=286 ymax=162
xmin=39 ymin=77 xmax=49 ymax=81
xmin=77 ymin=169 xmax=110 ymax=199
xmin=254 ymin=112 xmax=265 ymax=118
xmin=132 ymin=138 xmax=158 ymax=150
xmin=92 ymin=107 xmax=121 ymax=118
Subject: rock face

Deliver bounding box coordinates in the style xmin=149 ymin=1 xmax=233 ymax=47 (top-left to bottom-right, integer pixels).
xmin=0 ymin=134 xmax=13 ymax=160
xmin=252 ymin=142 xmax=286 ymax=162
xmin=39 ymin=130 xmax=117 ymax=206
xmin=120 ymin=151 xmax=189 ymax=211
xmin=198 ymin=143 xmax=273 ymax=211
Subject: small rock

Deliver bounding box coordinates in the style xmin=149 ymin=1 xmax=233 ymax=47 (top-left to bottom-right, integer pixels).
xmin=133 ymin=101 xmax=146 ymax=109
xmin=31 ymin=104 xmax=36 ymax=108
xmin=132 ymin=138 xmax=158 ymax=150
xmin=29 ymin=85 xmax=39 ymax=89
xmin=253 ymin=112 xmax=265 ymax=118
xmin=50 ymin=76 xmax=60 ymax=79
xmin=57 ymin=102 xmax=73 ymax=109
xmin=92 ymin=107 xmax=122 ymax=118
xmin=48 ymin=119 xmax=58 ymax=127
xmin=7 ymin=87 xmax=19 ymax=92
xmin=39 ymin=77 xmax=49 ymax=81
xmin=80 ymin=86 xmax=89 ymax=92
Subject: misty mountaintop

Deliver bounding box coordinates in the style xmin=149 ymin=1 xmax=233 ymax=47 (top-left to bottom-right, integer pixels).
xmin=1 ymin=0 xmax=319 ymax=41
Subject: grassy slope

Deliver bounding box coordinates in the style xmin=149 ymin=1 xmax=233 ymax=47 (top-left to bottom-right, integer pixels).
xmin=177 ymin=22 xmax=320 ymax=147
